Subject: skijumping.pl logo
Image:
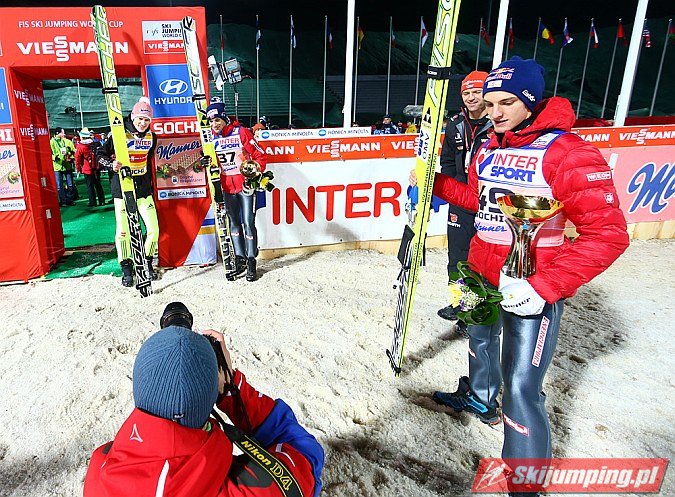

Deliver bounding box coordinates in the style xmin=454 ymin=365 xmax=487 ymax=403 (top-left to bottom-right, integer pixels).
xmin=472 ymin=458 xmax=668 ymax=493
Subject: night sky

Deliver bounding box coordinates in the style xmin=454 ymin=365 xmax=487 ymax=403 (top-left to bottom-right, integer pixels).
xmin=6 ymin=0 xmax=674 ymax=34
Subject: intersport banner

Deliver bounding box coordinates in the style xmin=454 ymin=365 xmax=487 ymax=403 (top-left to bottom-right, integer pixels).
xmin=257 ymin=158 xmax=449 ymax=250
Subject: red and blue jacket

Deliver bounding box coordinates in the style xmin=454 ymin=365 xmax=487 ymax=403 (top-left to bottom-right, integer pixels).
xmin=84 ymin=371 xmax=323 ymax=497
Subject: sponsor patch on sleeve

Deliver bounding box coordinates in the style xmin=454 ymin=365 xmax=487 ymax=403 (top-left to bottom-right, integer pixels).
xmin=604 ymin=192 xmax=615 ymax=204
xmin=586 ymin=171 xmax=612 ymax=182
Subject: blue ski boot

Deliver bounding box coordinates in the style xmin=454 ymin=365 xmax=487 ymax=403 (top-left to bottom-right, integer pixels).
xmin=433 ymin=376 xmax=500 ymax=425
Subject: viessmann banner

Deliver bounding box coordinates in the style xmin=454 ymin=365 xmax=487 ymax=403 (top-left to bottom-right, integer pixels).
xmin=254 ymin=125 xmax=674 ymax=250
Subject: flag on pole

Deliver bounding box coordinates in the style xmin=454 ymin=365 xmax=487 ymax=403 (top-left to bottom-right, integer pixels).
xmin=421 ymin=17 xmax=429 ymax=47
xmin=391 ymin=28 xmax=396 ymax=48
xmin=642 ymin=23 xmax=651 ymax=48
xmin=357 ymin=25 xmax=365 ymax=50
xmin=327 ymin=23 xmax=333 ymax=50
xmin=220 ymin=19 xmax=224 ymax=50
xmin=508 ymin=18 xmax=515 ymax=49
xmin=479 ymin=18 xmax=491 ymax=46
xmin=540 ymin=22 xmax=555 ymax=45
xmin=563 ymin=18 xmax=574 ymax=46
xmin=669 ymin=21 xmax=675 ymax=42
xmin=290 ymin=16 xmax=296 ymax=49
xmin=590 ymin=19 xmax=599 ymax=48
xmin=617 ymin=19 xmax=628 ymax=47
xmin=255 ymin=15 xmax=261 ymax=51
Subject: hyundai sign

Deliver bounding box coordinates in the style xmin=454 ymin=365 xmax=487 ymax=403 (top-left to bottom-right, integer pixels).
xmin=145 ymin=64 xmax=194 ymax=118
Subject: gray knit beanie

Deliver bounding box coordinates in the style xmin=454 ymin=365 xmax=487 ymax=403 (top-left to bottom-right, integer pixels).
xmin=133 ymin=326 xmax=218 ymax=429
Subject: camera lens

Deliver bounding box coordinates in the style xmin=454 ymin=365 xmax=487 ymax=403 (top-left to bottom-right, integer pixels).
xmin=160 ymin=302 xmax=194 ymax=330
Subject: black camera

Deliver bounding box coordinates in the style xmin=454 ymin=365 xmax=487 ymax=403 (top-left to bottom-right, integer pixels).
xmin=160 ymin=302 xmax=194 ymax=330
xmin=160 ymin=302 xmax=229 ymax=376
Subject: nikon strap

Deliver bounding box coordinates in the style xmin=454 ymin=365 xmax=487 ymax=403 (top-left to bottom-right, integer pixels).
xmin=212 ymin=410 xmax=305 ymax=497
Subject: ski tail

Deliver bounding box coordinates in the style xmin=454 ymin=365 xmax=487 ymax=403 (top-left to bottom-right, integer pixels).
xmin=388 ymin=0 xmax=461 ymax=375
xmin=92 ymin=5 xmax=152 ymax=297
xmin=181 ymin=16 xmax=236 ymax=274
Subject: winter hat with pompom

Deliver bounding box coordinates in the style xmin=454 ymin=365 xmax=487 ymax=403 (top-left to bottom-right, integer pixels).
xmin=131 ymin=96 xmax=153 ymax=121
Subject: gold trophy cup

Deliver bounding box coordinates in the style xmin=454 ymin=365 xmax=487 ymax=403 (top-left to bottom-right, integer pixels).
xmin=496 ymin=194 xmax=564 ymax=278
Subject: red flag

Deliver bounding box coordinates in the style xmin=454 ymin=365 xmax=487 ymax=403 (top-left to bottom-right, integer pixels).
xmin=479 ymin=18 xmax=491 ymax=46
xmin=421 ymin=17 xmax=429 ymax=47
xmin=508 ymin=18 xmax=514 ymax=49
xmin=617 ymin=19 xmax=628 ymax=47
xmin=669 ymin=21 xmax=675 ymax=42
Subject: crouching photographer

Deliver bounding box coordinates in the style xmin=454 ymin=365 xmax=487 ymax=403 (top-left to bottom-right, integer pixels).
xmin=84 ymin=302 xmax=324 ymax=497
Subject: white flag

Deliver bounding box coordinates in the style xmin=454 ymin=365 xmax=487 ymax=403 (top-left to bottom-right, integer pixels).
xmin=421 ymin=17 xmax=429 ymax=47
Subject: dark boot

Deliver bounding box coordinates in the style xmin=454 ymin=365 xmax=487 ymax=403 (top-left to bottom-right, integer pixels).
xmin=433 ymin=376 xmax=500 ymax=425
xmin=226 ymin=256 xmax=247 ymax=280
xmin=120 ymin=259 xmax=134 ymax=287
xmin=246 ymin=257 xmax=257 ymax=282
xmin=146 ymin=257 xmax=158 ymax=281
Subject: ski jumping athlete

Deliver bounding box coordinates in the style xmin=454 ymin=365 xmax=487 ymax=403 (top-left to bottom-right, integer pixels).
xmin=437 ymin=71 xmax=492 ymax=333
xmin=429 ymin=57 xmax=629 ymax=496
xmin=83 ymin=324 xmax=324 ymax=497
xmin=203 ymin=102 xmax=268 ymax=282
xmin=98 ymin=96 xmax=159 ymax=287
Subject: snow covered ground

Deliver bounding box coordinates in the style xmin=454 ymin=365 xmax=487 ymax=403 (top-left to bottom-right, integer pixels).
xmin=0 ymin=239 xmax=673 ymax=496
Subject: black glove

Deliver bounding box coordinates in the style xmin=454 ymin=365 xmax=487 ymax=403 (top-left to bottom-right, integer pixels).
xmin=200 ymin=154 xmax=212 ymax=167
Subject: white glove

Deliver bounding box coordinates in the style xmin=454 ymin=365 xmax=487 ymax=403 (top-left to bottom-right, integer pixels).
xmin=498 ymin=272 xmax=546 ymax=316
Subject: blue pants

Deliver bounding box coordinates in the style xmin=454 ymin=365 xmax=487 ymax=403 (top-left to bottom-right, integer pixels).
xmin=55 ymin=171 xmax=75 ymax=204
xmin=223 ymin=191 xmax=258 ymax=258
xmin=467 ymin=301 xmax=564 ymax=459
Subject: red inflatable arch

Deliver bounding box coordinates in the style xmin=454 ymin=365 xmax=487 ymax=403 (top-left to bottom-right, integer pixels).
xmin=0 ymin=7 xmax=211 ymax=282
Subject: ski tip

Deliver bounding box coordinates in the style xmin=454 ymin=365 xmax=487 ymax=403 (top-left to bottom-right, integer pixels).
xmin=182 ymin=16 xmax=195 ymax=29
xmin=385 ymin=349 xmax=402 ymax=377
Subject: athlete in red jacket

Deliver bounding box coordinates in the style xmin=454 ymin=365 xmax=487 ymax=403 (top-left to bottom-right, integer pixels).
xmin=428 ymin=57 xmax=629 ymax=497
xmin=205 ymin=102 xmax=269 ymax=282
xmin=84 ymin=316 xmax=323 ymax=497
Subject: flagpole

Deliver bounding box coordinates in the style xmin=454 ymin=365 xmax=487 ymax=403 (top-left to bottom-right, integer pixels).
xmin=576 ymin=18 xmax=594 ymax=118
xmin=649 ymin=18 xmax=672 ymax=116
xmin=601 ymin=19 xmax=621 ymax=119
xmin=476 ymin=18 xmax=482 ymax=70
xmin=533 ymin=17 xmax=540 ymax=60
xmin=353 ymin=16 xmax=360 ymax=123
xmin=256 ymin=15 xmax=260 ymax=121
xmin=504 ymin=18 xmax=510 ymax=61
xmin=289 ymin=15 xmax=293 ymax=127
xmin=415 ymin=16 xmax=423 ymax=106
xmin=492 ymin=0 xmax=509 ymax=68
xmin=343 ymin=1 xmax=355 ymax=127
xmin=220 ymin=15 xmax=225 ymax=102
xmin=76 ymin=79 xmax=84 ymax=129
xmin=322 ymin=15 xmax=328 ymax=127
xmin=615 ymin=0 xmax=649 ymax=127
xmin=386 ymin=16 xmax=392 ymax=114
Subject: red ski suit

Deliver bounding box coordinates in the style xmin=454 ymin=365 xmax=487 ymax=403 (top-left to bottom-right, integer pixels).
xmin=213 ymin=122 xmax=268 ymax=195
xmin=83 ymin=371 xmax=319 ymax=497
xmin=433 ymin=97 xmax=629 ymax=302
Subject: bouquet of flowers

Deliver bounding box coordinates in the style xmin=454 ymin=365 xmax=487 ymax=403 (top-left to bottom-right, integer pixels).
xmin=448 ymin=261 xmax=503 ymax=326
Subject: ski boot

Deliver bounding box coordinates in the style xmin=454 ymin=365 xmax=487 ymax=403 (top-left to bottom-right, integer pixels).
xmin=437 ymin=304 xmax=458 ymax=321
xmin=433 ymin=376 xmax=500 ymax=425
xmin=146 ymin=257 xmax=158 ymax=281
xmin=120 ymin=259 xmax=134 ymax=287
xmin=226 ymin=256 xmax=247 ymax=280
xmin=246 ymin=257 xmax=257 ymax=282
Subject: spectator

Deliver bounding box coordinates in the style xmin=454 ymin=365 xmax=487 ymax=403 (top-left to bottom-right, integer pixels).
xmin=404 ymin=120 xmax=418 ymax=134
xmin=437 ymin=71 xmax=492 ymax=331
xmin=75 ymin=128 xmax=106 ymax=207
xmin=374 ymin=114 xmax=399 ymax=135
xmin=50 ymin=128 xmax=76 ymax=206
